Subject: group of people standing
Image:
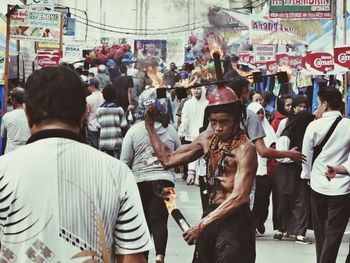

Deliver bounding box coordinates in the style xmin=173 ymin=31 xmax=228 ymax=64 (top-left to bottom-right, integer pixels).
xmin=0 ymin=53 xmax=349 ymax=263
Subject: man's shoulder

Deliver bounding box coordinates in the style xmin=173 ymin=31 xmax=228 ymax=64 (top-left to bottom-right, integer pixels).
xmin=235 ymin=136 xmax=256 ymax=159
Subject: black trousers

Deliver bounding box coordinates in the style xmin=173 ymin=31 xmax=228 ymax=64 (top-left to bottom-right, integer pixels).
xmin=273 ymin=163 xmax=310 ymax=236
xmin=252 ymin=175 xmax=272 ymax=228
xmin=311 ymin=190 xmax=350 ymax=263
xmin=137 ymin=180 xmax=174 ymax=256
xmin=193 ymin=204 xmax=255 ymax=263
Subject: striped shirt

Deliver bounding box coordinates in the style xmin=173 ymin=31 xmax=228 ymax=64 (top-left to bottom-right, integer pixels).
xmin=0 ymin=129 xmax=152 ymax=262
xmin=96 ymin=106 xmax=126 ymax=151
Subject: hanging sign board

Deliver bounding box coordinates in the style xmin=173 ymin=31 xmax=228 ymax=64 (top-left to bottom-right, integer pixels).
xmin=253 ymin=45 xmax=276 ymax=63
xmin=9 ymin=9 xmax=62 ymax=43
xmin=269 ymin=0 xmax=332 ymax=20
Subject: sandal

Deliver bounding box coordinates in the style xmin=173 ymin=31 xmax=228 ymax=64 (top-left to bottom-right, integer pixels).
xmin=186 ymin=173 xmax=195 ymax=185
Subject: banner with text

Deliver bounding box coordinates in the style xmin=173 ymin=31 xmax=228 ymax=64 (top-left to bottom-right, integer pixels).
xmin=253 ymin=45 xmax=276 ymax=63
xmin=250 ymin=16 xmax=305 ymax=45
xmin=269 ymin=0 xmax=332 ymax=20
xmin=333 ymin=46 xmax=350 ymax=72
xmin=10 ymin=9 xmax=62 ymax=43
xmin=305 ymin=51 xmax=334 ymax=74
xmin=167 ymin=39 xmax=184 ymax=67
xmin=62 ymin=43 xmax=82 ymax=63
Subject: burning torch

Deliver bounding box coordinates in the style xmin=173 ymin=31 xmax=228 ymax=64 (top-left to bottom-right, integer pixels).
xmin=162 ymin=187 xmax=191 ymax=232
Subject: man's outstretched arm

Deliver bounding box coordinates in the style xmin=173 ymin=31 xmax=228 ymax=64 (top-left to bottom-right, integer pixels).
xmin=145 ymin=105 xmax=205 ymax=169
xmin=183 ymin=141 xmax=257 ymax=245
xmin=254 ymin=137 xmax=306 ymax=163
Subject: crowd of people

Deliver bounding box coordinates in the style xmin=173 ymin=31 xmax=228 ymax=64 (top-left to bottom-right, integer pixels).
xmin=0 ymin=54 xmax=349 ymax=263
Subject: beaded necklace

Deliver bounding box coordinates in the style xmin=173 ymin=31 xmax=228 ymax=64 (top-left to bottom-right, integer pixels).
xmin=204 ymin=130 xmax=247 ymax=203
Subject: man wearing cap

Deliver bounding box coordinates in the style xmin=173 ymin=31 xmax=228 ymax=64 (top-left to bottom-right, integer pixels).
xmin=95 ymin=64 xmax=110 ymax=91
xmin=145 ymin=86 xmax=257 ymax=262
xmin=86 ymin=78 xmax=104 ymax=149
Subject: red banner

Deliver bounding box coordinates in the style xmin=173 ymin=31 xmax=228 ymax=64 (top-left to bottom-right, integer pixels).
xmin=333 ymin=46 xmax=350 ymax=70
xmin=35 ymin=50 xmax=62 ymax=69
xmin=305 ymin=51 xmax=334 ymax=74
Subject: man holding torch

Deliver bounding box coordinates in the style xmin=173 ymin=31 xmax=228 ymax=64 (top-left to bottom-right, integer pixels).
xmin=145 ymin=86 xmax=257 ymax=263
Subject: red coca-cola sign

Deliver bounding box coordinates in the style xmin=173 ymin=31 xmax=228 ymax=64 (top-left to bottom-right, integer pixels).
xmin=306 ymin=51 xmax=334 ymax=73
xmin=35 ymin=55 xmax=60 ymax=68
xmin=334 ymin=46 xmax=350 ymax=69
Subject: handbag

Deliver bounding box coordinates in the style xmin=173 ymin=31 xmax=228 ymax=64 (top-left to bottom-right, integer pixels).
xmin=312 ymin=116 xmax=342 ymax=166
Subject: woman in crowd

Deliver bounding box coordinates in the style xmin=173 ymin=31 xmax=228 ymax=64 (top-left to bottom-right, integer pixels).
xmin=271 ymin=95 xmax=293 ymax=132
xmin=273 ymin=111 xmax=315 ymax=244
xmin=249 ymin=90 xmax=263 ymax=105
xmin=276 ymin=95 xmax=309 ymax=137
xmin=247 ymin=102 xmax=277 ymax=236
xmin=120 ymin=87 xmax=181 ymax=263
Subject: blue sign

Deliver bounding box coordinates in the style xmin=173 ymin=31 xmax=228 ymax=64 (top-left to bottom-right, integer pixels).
xmin=63 ymin=15 xmax=75 ymax=36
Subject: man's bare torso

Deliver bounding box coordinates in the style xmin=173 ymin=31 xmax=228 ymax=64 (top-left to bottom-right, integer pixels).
xmin=196 ymin=129 xmax=250 ymax=205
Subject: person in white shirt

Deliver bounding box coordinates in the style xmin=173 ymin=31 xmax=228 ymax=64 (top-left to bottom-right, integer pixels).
xmin=178 ymin=86 xmax=208 ymax=186
xmin=301 ymin=87 xmax=350 ymax=263
xmin=86 ymin=78 xmax=104 ymax=149
xmin=247 ymin=102 xmax=277 ymax=236
xmin=0 ymin=66 xmax=152 ymax=262
xmin=0 ymin=87 xmax=30 ymax=154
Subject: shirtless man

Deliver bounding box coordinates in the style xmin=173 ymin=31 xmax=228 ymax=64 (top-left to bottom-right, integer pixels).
xmin=145 ymin=86 xmax=257 ymax=262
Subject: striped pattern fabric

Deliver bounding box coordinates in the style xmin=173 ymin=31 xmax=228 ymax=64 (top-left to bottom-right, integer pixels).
xmin=0 ymin=136 xmax=152 ymax=262
xmin=96 ymin=107 xmax=125 ymax=151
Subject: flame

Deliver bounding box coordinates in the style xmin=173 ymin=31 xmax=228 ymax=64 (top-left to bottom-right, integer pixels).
xmin=162 ymin=187 xmax=177 ymax=214
xmin=207 ymin=35 xmax=224 ymax=58
xmin=146 ymin=66 xmax=165 ymax=88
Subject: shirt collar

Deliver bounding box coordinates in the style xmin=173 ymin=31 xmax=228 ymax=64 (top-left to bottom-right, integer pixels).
xmin=322 ymin=111 xmax=342 ymax=118
xmin=26 ymin=129 xmax=85 ymax=144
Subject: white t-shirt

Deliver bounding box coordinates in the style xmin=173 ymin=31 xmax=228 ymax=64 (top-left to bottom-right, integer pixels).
xmin=0 ymin=108 xmax=31 ymax=154
xmin=301 ymin=111 xmax=350 ymax=195
xmin=120 ymin=121 xmax=181 ymax=183
xmin=0 ymin=130 xmax=152 ymax=262
xmin=86 ymin=91 xmax=104 ymax=131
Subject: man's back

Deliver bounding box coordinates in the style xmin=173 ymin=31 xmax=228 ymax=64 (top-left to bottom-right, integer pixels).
xmin=86 ymin=91 xmax=104 ymax=131
xmin=0 ymin=132 xmax=151 ymax=262
xmin=111 ymin=75 xmax=133 ymax=111
xmin=302 ymin=111 xmax=350 ymax=195
xmin=0 ymin=108 xmax=31 ymax=154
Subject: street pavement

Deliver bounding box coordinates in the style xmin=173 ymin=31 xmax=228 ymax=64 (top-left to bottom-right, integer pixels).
xmin=148 ymin=174 xmax=349 ymax=263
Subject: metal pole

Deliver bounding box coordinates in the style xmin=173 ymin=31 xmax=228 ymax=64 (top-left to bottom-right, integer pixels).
xmin=332 ymin=0 xmax=337 ymax=48
xmin=344 ymin=0 xmax=348 ymax=117
xmin=4 ymin=5 xmax=12 ymax=113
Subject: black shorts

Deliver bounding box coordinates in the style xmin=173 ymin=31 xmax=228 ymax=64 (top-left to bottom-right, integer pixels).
xmin=193 ymin=204 xmax=256 ymax=263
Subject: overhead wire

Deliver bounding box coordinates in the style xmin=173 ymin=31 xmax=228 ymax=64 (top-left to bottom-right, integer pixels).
xmin=74 ymin=18 xmax=208 ymax=36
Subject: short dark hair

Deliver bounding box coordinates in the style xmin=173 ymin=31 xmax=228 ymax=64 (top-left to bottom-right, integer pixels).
xmin=24 ymin=66 xmax=86 ymax=128
xmin=11 ymin=87 xmax=25 ymax=104
xmin=318 ymin=87 xmax=343 ymax=111
xmin=230 ymin=79 xmax=249 ymax=99
xmin=230 ymin=54 xmax=239 ymax=63
xmin=102 ymin=84 xmax=116 ymax=101
xmin=88 ymin=78 xmax=99 ymax=89
xmin=119 ymin=64 xmax=128 ymax=74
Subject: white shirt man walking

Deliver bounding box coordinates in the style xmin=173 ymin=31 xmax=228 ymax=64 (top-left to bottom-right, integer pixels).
xmin=1 ymin=87 xmax=30 ymax=154
xmin=301 ymin=87 xmax=350 ymax=263
xmin=86 ymin=78 xmax=104 ymax=149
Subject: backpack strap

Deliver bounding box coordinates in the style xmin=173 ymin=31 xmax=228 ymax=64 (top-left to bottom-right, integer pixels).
xmin=312 ymin=115 xmax=342 ymax=166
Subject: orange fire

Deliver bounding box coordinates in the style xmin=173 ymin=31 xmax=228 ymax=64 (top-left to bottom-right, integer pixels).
xmin=162 ymin=187 xmax=177 ymax=214
xmin=146 ymin=66 xmax=165 ymax=88
xmin=207 ymin=35 xmax=224 ymax=58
